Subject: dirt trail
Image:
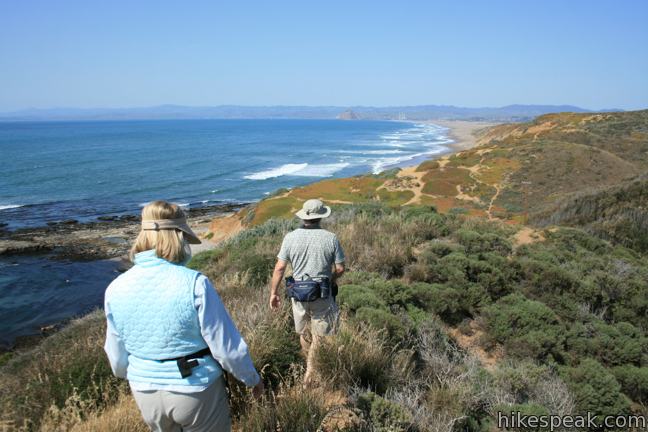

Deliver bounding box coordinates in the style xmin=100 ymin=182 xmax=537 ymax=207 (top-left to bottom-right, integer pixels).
xmin=324 ymin=199 xmax=354 ymax=205
xmin=376 ymin=166 xmax=427 ymax=206
xmin=486 ymin=184 xmax=501 ymax=220
xmin=513 ymin=227 xmax=545 ymax=248
xmin=455 ymin=184 xmax=481 ymax=204
xmin=391 ymin=166 xmax=428 ymax=205
xmin=446 ymin=322 xmax=501 ymax=371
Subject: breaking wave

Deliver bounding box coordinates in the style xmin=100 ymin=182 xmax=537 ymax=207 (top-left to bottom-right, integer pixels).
xmin=244 ymin=162 xmax=350 ymax=180
xmin=0 ymin=204 xmax=23 ymax=211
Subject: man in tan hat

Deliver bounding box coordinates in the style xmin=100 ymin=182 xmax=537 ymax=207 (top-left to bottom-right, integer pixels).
xmin=269 ymin=199 xmax=345 ymax=385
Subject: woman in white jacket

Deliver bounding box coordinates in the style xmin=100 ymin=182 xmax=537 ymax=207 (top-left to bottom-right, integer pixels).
xmin=104 ymin=200 xmax=263 ymax=432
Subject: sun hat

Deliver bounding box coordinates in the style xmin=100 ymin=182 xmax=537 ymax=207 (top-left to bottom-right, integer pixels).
xmin=295 ymin=199 xmax=332 ymax=220
xmin=141 ymin=217 xmax=202 ymax=244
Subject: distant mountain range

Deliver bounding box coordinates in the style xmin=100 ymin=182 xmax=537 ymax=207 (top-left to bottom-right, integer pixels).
xmin=0 ymin=104 xmax=622 ymax=122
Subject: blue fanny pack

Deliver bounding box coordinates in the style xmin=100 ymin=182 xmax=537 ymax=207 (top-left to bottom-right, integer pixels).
xmin=286 ymin=275 xmax=330 ymax=302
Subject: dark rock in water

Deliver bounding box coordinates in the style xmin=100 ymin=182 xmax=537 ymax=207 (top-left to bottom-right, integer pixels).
xmin=46 ymin=219 xmax=79 ymax=226
xmin=40 ymin=323 xmax=65 ymax=336
xmin=103 ymin=236 xmax=128 ymax=245
xmin=117 ymin=257 xmax=133 ymax=272
xmin=119 ymin=215 xmax=139 ymax=222
xmin=97 ymin=215 xmax=119 ymax=221
xmin=0 ymin=240 xmax=52 ymax=256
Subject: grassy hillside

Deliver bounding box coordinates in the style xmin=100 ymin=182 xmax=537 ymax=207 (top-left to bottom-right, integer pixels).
xmin=531 ymin=174 xmax=648 ymax=253
xmin=2 ymin=204 xmax=648 ymax=431
xmin=241 ymin=110 xmax=648 ymax=232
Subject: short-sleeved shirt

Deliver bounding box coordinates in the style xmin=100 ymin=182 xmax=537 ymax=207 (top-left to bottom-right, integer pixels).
xmin=277 ymin=227 xmax=345 ymax=281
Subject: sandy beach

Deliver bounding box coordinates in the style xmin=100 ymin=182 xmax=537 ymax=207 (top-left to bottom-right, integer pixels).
xmin=428 ymin=119 xmax=498 ymax=152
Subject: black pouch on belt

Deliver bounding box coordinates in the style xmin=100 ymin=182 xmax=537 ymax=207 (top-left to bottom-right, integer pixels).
xmin=162 ymin=347 xmax=212 ymax=378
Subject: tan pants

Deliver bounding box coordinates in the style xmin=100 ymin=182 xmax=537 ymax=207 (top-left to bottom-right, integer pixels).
xmin=131 ymin=377 xmax=231 ymax=432
xmin=291 ymin=296 xmax=339 ymax=336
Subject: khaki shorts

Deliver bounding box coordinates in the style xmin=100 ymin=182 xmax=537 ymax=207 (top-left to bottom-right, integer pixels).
xmin=291 ymin=296 xmax=339 ymax=336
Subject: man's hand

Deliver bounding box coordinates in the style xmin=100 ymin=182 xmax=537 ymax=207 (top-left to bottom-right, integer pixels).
xmin=252 ymin=380 xmax=265 ymax=400
xmin=269 ymin=294 xmax=281 ymax=310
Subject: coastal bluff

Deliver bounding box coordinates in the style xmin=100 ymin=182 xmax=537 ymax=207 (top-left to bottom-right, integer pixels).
xmin=210 ymin=110 xmax=648 ymax=251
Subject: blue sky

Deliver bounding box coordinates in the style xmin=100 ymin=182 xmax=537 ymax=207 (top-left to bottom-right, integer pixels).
xmin=0 ymin=0 xmax=646 ymax=111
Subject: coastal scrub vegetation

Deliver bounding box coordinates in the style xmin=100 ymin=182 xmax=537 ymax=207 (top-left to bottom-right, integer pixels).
xmin=2 ymin=203 xmax=648 ymax=431
xmin=2 ymin=110 xmax=648 ymax=430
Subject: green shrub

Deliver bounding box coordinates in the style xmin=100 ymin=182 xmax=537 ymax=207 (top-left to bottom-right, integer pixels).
xmin=425 ymin=285 xmax=464 ymax=323
xmin=484 ymin=294 xmax=565 ymax=361
xmin=454 ymin=228 xmax=512 ymax=256
xmin=237 ymin=253 xmax=275 ymax=286
xmin=427 ymin=252 xmax=472 ymax=286
xmin=247 ymin=321 xmax=301 ymax=389
xmin=464 ymin=255 xmax=514 ymax=300
xmin=363 ymin=280 xmax=408 ymax=307
xmin=565 ymin=321 xmax=647 ymax=367
xmin=415 ymin=160 xmax=440 ymax=171
xmin=339 ymin=271 xmax=385 ymax=287
xmin=356 ymin=391 xmax=412 ymax=432
xmin=337 ymin=284 xmax=388 ymax=312
xmin=187 ymin=248 xmax=223 ymax=270
xmin=354 ymin=307 xmax=410 ymax=345
xmin=421 ymin=239 xmax=464 ymax=259
xmin=315 ymin=324 xmax=393 ymax=393
xmin=612 ymin=365 xmax=648 ymax=404
xmin=401 ymin=204 xmax=438 ymax=218
xmin=517 ymin=259 xmax=581 ymax=298
xmin=0 ymin=352 xmax=13 ymax=368
xmin=561 ymin=358 xmax=631 ymax=419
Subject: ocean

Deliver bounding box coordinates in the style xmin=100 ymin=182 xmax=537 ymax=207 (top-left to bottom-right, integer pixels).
xmin=0 ymin=119 xmax=450 ymax=229
xmin=0 ymin=119 xmax=450 ymax=347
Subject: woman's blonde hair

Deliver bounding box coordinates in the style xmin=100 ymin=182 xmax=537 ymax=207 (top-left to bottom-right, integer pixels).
xmin=130 ymin=201 xmax=190 ymax=263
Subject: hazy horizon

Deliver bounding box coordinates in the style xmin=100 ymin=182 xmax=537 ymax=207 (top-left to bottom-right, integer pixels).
xmin=1 ymin=0 xmax=647 ymax=111
xmin=0 ymin=102 xmax=637 ymax=114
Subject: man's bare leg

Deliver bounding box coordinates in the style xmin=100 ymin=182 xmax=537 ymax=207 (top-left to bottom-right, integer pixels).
xmin=300 ymin=332 xmax=311 ymax=359
xmin=303 ymin=334 xmax=321 ymax=387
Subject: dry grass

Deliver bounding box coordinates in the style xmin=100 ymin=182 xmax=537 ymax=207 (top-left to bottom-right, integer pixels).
xmin=0 ymin=311 xmax=125 ymax=431
xmin=67 ymin=394 xmax=147 ymax=432
xmin=234 ymin=380 xmax=329 ymax=432
xmin=315 ymin=320 xmax=396 ymax=394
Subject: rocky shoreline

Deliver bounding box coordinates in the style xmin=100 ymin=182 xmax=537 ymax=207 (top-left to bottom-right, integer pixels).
xmin=0 ymin=202 xmax=247 ymax=261
xmin=0 ymin=202 xmax=248 ymax=355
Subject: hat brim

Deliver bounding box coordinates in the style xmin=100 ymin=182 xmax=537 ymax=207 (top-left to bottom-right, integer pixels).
xmin=142 ymin=218 xmax=202 ymax=244
xmin=178 ymin=224 xmax=202 ymax=244
xmin=295 ymin=206 xmax=331 ymax=220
